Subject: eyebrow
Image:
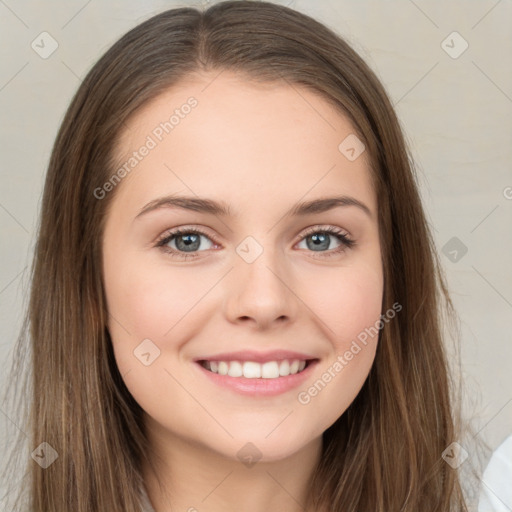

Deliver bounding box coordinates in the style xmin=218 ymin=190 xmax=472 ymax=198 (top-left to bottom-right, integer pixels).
xmin=135 ymin=194 xmax=372 ymax=220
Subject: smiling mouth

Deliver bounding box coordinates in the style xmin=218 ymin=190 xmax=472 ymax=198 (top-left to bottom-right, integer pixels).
xmin=198 ymin=359 xmax=316 ymax=379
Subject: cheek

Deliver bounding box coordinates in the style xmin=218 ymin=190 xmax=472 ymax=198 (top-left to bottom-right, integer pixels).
xmin=300 ymin=262 xmax=383 ymax=346
xmin=103 ymin=248 xmax=217 ymax=364
xmin=292 ymin=263 xmax=383 ymax=428
xmin=103 ymin=254 xmax=211 ymax=416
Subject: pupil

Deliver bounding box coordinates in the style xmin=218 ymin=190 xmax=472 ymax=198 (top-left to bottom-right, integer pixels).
xmin=307 ymin=233 xmax=329 ymax=251
xmin=176 ymin=233 xmax=200 ymax=252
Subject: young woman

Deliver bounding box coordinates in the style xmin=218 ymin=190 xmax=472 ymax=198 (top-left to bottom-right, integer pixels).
xmin=3 ymin=1 xmax=469 ymax=510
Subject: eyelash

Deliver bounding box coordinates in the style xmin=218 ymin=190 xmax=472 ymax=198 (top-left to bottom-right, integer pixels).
xmin=155 ymin=225 xmax=355 ymax=260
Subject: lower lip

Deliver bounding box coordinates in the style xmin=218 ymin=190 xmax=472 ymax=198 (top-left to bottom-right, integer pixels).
xmin=194 ymin=361 xmax=318 ymax=397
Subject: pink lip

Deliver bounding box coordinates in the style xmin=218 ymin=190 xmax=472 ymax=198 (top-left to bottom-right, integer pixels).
xmin=193 ymin=359 xmax=319 ymax=397
xmin=193 ymin=349 xmax=316 ymax=364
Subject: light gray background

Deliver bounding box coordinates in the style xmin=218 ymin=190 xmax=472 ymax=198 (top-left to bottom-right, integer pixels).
xmin=1 ymin=0 xmax=511 ymax=508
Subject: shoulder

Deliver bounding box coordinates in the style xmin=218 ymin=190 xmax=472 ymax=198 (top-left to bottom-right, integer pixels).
xmin=478 ymin=434 xmax=512 ymax=511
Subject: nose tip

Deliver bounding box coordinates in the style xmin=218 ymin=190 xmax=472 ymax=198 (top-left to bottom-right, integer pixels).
xmin=224 ymin=251 xmax=297 ymax=329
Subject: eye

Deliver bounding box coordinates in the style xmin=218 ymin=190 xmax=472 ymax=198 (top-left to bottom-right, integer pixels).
xmin=296 ymin=226 xmax=355 ymax=257
xmin=155 ymin=225 xmax=355 ymax=260
xmin=155 ymin=227 xmax=217 ymax=259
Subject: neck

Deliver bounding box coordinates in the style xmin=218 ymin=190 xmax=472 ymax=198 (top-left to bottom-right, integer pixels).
xmin=141 ymin=420 xmax=323 ymax=512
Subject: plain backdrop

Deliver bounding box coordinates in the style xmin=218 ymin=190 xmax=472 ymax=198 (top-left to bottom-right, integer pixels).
xmin=1 ymin=0 xmax=511 ymax=509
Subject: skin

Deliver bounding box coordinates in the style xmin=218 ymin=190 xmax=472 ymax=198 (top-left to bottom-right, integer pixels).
xmin=102 ymin=71 xmax=383 ymax=512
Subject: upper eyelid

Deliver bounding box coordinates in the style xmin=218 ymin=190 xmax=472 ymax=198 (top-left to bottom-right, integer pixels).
xmin=300 ymin=224 xmax=351 ymax=237
xmin=157 ymin=224 xmax=352 ymax=247
xmin=157 ymin=226 xmax=219 ymax=246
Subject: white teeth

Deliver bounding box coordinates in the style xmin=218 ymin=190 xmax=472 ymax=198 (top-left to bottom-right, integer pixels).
xmin=261 ymin=361 xmax=279 ymax=378
xmin=243 ymin=361 xmax=261 ymax=378
xmin=228 ymin=361 xmax=243 ymax=377
xmin=278 ymin=360 xmax=290 ymax=376
xmin=203 ymin=359 xmax=309 ymax=379
xmin=218 ymin=361 xmax=228 ymax=376
xmin=289 ymin=360 xmax=300 ymax=374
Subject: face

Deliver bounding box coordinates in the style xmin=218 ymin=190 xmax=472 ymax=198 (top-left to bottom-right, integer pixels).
xmin=102 ymin=71 xmax=383 ymax=463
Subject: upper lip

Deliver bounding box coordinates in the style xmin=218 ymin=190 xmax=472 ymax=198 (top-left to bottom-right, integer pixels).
xmin=194 ymin=350 xmax=318 ymax=364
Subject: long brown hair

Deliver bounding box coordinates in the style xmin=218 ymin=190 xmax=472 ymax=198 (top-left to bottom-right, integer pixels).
xmin=3 ymin=1 xmax=468 ymax=510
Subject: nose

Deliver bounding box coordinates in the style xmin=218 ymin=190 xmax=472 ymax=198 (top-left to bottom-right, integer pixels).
xmin=223 ymin=245 xmax=298 ymax=330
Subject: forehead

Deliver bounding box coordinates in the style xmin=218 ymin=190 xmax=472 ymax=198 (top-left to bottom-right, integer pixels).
xmin=110 ymin=71 xmax=375 ymax=217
